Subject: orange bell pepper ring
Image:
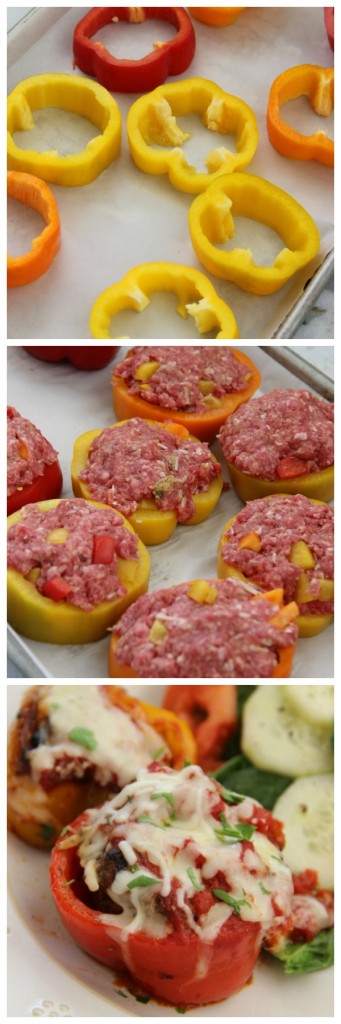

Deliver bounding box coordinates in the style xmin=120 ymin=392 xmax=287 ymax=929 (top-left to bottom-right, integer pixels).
xmin=7 ymin=171 xmax=60 ymax=287
xmin=267 ymin=65 xmax=334 ymax=167
xmin=112 ymin=347 xmax=261 ymax=443
xmin=190 ymin=8 xmax=244 ymax=27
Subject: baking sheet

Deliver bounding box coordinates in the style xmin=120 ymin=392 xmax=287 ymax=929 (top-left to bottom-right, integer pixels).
xmin=7 ymin=682 xmax=334 ymax=1017
xmin=7 ymin=6 xmax=334 ymax=339
xmin=7 ymin=344 xmax=334 ymax=679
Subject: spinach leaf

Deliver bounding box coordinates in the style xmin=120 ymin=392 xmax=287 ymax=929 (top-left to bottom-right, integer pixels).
xmin=268 ymin=928 xmax=334 ymax=975
xmin=213 ymin=754 xmax=292 ymax=811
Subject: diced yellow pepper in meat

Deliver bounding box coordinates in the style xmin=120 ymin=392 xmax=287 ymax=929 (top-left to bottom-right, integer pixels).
xmin=19 ymin=442 xmax=29 ymax=460
xmin=203 ymin=394 xmax=221 ymax=409
xmin=270 ymin=601 xmax=299 ymax=628
xmin=289 ymin=540 xmax=316 ymax=569
xmin=187 ymin=580 xmax=218 ymax=604
xmin=199 ymin=379 xmax=215 ymax=395
xmin=318 ymin=578 xmax=334 ymax=601
xmin=26 ymin=567 xmax=41 ymax=584
xmin=295 ymin=573 xmax=315 ymax=604
xmin=149 ymin=618 xmax=169 ymax=644
xmin=47 ymin=528 xmax=68 ymax=543
xmin=134 ymin=361 xmax=160 ymax=381
xmin=238 ymin=531 xmax=262 ymax=552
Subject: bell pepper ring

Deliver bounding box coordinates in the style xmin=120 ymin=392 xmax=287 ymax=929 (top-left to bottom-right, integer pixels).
xmin=112 ymin=347 xmax=261 ymax=443
xmin=7 ymin=74 xmax=122 ymax=187
xmin=7 ymin=171 xmax=60 ymax=287
xmin=71 ymin=418 xmax=224 ymax=546
xmin=217 ymin=497 xmax=334 ymax=638
xmin=89 ymin=262 xmax=239 ymax=339
xmin=7 ymin=498 xmax=150 ymax=645
xmin=267 ymin=65 xmax=334 ymax=167
xmin=127 ymin=77 xmax=258 ymax=193
xmin=7 ymin=456 xmax=63 ymax=517
xmin=108 ymin=581 xmax=297 ymax=679
xmin=73 ymin=7 xmax=196 ymax=94
xmin=163 ymin=684 xmax=238 ymax=773
xmin=7 ymin=684 xmax=197 ymax=848
xmin=224 ymin=458 xmax=334 ymax=504
xmin=23 ymin=346 xmax=120 ymax=370
xmin=189 ymin=172 xmax=320 ymax=295
xmin=190 ymin=8 xmax=244 ymax=27
xmin=324 ymin=8 xmax=334 ymax=51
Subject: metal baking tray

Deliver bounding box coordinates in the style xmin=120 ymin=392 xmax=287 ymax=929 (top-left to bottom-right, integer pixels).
xmin=7 ymin=6 xmax=334 ymax=339
xmin=7 ymin=343 xmax=334 ymax=679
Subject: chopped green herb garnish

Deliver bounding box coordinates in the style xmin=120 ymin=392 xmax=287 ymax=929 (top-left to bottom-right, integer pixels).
xmin=39 ymin=822 xmax=56 ymax=843
xmin=135 ymin=994 xmax=150 ymax=1004
xmin=115 ymin=989 xmax=128 ymax=998
xmin=271 ymin=855 xmax=283 ymax=864
xmin=153 ymin=746 xmax=166 ymax=760
xmin=68 ymin=726 xmax=97 ymax=751
xmin=220 ymin=786 xmax=245 ymax=805
xmin=51 ymin=702 xmax=60 ymax=710
xmin=138 ymin=815 xmax=169 ymax=830
xmin=213 ymin=889 xmax=251 ymax=915
xmin=186 ymin=868 xmax=203 ymax=892
xmin=59 ymin=825 xmax=70 ymax=837
xmin=215 ymin=814 xmax=255 ymax=842
xmin=62 ymin=878 xmax=75 ymax=887
xmin=184 ymin=760 xmax=192 ymax=768
xmin=127 ymin=875 xmax=159 ymax=890
xmin=130 ymin=864 xmax=139 ymax=873
xmin=259 ymin=881 xmax=271 ymax=895
xmin=151 ymin=791 xmax=174 ymax=808
xmin=176 ymin=1007 xmax=186 ymax=1014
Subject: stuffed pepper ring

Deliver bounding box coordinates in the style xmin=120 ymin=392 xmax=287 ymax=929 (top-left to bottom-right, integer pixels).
xmin=112 ymin=344 xmax=261 ymax=442
xmin=89 ymin=262 xmax=239 ymax=339
xmin=7 ymin=73 xmax=122 ymax=186
xmin=217 ymin=494 xmax=334 ymax=638
xmin=7 ymin=497 xmax=150 ymax=644
xmin=7 ymin=406 xmax=63 ymax=516
xmin=219 ymin=388 xmax=334 ymax=502
xmin=108 ymin=577 xmax=298 ymax=678
xmin=7 ymin=684 xmax=196 ymax=848
xmin=127 ymin=77 xmax=258 ymax=193
xmin=7 ymin=171 xmax=61 ymax=286
xmin=71 ymin=417 xmax=223 ymax=546
xmin=189 ymin=172 xmax=320 ymax=294
xmin=267 ymin=64 xmax=334 ymax=167
xmin=73 ymin=7 xmax=196 ymax=93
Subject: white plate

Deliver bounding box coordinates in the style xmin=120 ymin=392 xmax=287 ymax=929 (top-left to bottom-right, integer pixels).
xmin=7 ymin=683 xmax=334 ymax=1017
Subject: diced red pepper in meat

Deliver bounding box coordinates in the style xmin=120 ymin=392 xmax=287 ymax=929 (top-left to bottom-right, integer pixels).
xmin=42 ymin=576 xmax=72 ymax=602
xmin=92 ymin=534 xmax=116 ymax=565
xmin=276 ymin=456 xmax=309 ymax=479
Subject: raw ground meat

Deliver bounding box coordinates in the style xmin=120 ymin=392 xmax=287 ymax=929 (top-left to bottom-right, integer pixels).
xmin=7 ymin=407 xmax=58 ymax=497
xmin=113 ymin=346 xmax=251 ymax=413
xmin=113 ymin=578 xmax=298 ymax=678
xmin=220 ymin=494 xmax=334 ymax=616
xmin=79 ymin=417 xmax=221 ymax=521
xmin=219 ymin=390 xmax=334 ymax=480
xmin=7 ymin=498 xmax=138 ymax=611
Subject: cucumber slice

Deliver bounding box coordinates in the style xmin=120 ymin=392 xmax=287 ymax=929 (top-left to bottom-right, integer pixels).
xmin=273 ymin=774 xmax=334 ymax=889
xmin=283 ymin=685 xmax=334 ymax=728
xmin=241 ymin=686 xmax=334 ymax=777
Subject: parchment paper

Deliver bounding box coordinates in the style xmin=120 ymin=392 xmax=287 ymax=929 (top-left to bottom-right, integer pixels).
xmin=7 ymin=6 xmax=334 ymax=339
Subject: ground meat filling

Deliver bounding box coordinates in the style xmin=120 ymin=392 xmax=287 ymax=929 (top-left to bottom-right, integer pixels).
xmin=7 ymin=406 xmax=58 ymax=497
xmin=113 ymin=579 xmax=298 ymax=678
xmin=221 ymin=495 xmax=334 ymax=616
xmin=113 ymin=346 xmax=251 ymax=413
xmin=219 ymin=389 xmax=334 ymax=480
xmin=79 ymin=417 xmax=221 ymax=521
xmin=7 ymin=499 xmax=138 ymax=611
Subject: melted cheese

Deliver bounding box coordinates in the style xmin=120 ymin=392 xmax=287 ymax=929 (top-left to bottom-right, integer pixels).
xmin=28 ymin=686 xmax=169 ymax=787
xmin=76 ymin=765 xmax=294 ymax=944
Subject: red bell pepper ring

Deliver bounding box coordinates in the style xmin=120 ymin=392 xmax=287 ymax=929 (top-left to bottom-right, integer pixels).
xmin=73 ymin=7 xmax=196 ymax=93
xmin=7 ymin=459 xmax=63 ymax=517
xmin=324 ymin=8 xmax=334 ymax=50
xmin=24 ymin=346 xmax=119 ymax=371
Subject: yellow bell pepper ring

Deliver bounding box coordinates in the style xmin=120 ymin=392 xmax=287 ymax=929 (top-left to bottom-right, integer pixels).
xmin=225 ymin=459 xmax=334 ymax=504
xmin=89 ymin=262 xmax=239 ymax=339
xmin=7 ymin=74 xmax=122 ymax=187
xmin=217 ymin=497 xmax=334 ymax=638
xmin=71 ymin=419 xmax=223 ymax=546
xmin=127 ymin=77 xmax=258 ymax=193
xmin=190 ymin=9 xmax=245 ymax=27
xmin=267 ymin=65 xmax=334 ymax=167
xmin=188 ymin=172 xmax=320 ymax=295
xmin=7 ymin=498 xmax=150 ymax=645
